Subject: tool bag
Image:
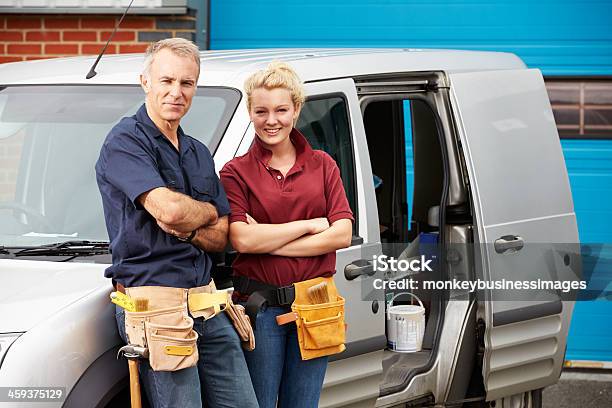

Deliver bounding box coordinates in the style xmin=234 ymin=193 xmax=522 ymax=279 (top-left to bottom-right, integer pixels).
xmin=124 ymin=286 xmax=198 ymax=372
xmin=122 ymin=282 xmax=255 ymax=371
xmin=225 ymin=297 xmax=256 ymax=351
xmin=278 ymin=276 xmax=346 ymax=360
xmin=187 ymin=281 xmax=254 ymax=350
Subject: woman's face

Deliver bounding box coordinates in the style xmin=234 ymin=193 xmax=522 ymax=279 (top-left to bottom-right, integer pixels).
xmin=249 ymin=87 xmax=300 ymax=148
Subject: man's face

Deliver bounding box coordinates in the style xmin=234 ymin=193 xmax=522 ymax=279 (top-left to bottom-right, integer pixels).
xmin=141 ymin=48 xmax=199 ymax=124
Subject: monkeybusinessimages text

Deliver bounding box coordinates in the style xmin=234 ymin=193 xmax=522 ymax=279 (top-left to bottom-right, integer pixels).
xmin=371 ymin=255 xmax=587 ymax=293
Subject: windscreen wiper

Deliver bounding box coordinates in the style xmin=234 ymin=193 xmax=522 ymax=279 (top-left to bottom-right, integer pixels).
xmin=14 ymin=240 xmax=110 ymax=257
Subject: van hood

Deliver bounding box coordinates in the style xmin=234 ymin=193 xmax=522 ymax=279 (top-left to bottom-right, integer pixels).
xmin=0 ymin=259 xmax=110 ymax=333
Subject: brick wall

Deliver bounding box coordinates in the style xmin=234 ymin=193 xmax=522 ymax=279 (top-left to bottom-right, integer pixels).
xmin=0 ymin=13 xmax=196 ymax=63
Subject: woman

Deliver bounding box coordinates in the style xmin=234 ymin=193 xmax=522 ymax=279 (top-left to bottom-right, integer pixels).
xmin=219 ymin=61 xmax=353 ymax=408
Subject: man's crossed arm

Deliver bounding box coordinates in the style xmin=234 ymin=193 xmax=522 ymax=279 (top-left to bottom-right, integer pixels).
xmin=139 ymin=187 xmax=228 ymax=252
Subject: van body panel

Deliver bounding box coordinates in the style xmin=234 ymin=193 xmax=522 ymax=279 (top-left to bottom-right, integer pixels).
xmin=449 ymin=68 xmax=579 ymax=400
xmin=0 ymin=259 xmax=107 ymax=332
xmin=0 ymin=49 xmax=525 ymax=87
xmin=322 ymin=350 xmax=383 ymax=408
xmin=0 ymin=284 xmax=119 ymax=408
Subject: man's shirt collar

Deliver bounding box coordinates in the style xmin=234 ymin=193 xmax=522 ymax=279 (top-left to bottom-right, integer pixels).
xmin=136 ymin=103 xmax=193 ymax=153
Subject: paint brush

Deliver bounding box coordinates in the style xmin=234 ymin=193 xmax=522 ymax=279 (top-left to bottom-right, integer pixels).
xmin=307 ymin=282 xmax=329 ymax=304
xmin=134 ymin=298 xmax=149 ymax=312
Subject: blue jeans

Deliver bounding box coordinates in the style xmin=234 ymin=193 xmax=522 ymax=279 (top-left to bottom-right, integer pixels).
xmin=243 ymin=306 xmax=328 ymax=408
xmin=116 ymin=306 xmax=258 ymax=408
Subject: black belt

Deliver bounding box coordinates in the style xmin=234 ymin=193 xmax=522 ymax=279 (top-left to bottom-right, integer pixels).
xmin=232 ymin=275 xmax=295 ymax=329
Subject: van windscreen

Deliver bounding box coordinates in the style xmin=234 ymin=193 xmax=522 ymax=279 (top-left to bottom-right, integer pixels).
xmin=0 ymin=85 xmax=240 ymax=247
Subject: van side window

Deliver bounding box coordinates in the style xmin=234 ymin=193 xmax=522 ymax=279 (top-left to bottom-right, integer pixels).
xmin=296 ymin=95 xmax=357 ymax=228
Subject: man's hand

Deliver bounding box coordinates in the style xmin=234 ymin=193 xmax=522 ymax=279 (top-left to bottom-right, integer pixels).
xmin=192 ymin=216 xmax=229 ymax=252
xmin=157 ymin=220 xmax=192 ymax=240
xmin=158 ymin=215 xmax=229 ymax=252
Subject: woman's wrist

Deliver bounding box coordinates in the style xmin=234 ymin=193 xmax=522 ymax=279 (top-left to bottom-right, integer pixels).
xmin=303 ymin=219 xmax=319 ymax=235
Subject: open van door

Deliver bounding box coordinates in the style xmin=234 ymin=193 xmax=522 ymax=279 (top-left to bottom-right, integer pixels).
xmin=448 ymin=69 xmax=581 ymax=400
xmin=235 ymin=78 xmax=386 ymax=407
xmin=299 ymin=79 xmax=386 ymax=408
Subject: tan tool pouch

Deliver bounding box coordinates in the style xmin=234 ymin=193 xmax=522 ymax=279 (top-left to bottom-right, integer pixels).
xmin=291 ymin=277 xmax=346 ymax=360
xmin=124 ymin=286 xmax=198 ymax=372
xmin=145 ymin=318 xmax=198 ymax=371
xmin=225 ymin=296 xmax=256 ymax=351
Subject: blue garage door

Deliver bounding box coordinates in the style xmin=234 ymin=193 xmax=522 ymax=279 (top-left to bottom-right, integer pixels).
xmin=211 ymin=0 xmax=612 ymax=363
xmin=211 ymin=1 xmax=612 ymax=75
xmin=562 ymin=140 xmax=612 ymax=363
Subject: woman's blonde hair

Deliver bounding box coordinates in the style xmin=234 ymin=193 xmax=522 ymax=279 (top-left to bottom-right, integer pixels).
xmin=244 ymin=61 xmax=305 ymax=111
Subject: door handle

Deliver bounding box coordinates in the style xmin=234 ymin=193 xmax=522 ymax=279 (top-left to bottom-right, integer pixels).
xmin=494 ymin=235 xmax=524 ymax=254
xmin=344 ymin=259 xmax=375 ymax=281
xmin=350 ymin=236 xmax=364 ymax=246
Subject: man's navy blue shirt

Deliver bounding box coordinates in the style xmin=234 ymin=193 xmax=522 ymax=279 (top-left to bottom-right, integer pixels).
xmin=95 ymin=104 xmax=230 ymax=288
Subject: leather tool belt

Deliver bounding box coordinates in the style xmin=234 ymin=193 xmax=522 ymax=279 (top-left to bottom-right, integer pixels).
xmin=123 ymin=285 xmax=199 ymax=372
xmin=232 ymin=275 xmax=296 ymax=330
xmin=120 ymin=281 xmax=254 ymax=372
xmin=233 ymin=275 xmax=346 ymax=360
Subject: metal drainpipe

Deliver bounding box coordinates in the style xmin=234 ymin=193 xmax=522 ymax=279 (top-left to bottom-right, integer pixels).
xmin=187 ymin=0 xmax=209 ymax=50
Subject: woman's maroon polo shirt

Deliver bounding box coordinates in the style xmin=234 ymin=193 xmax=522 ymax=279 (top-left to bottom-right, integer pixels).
xmin=219 ymin=129 xmax=354 ymax=287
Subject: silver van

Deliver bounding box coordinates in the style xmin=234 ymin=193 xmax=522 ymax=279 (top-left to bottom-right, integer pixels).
xmin=0 ymin=49 xmax=580 ymax=407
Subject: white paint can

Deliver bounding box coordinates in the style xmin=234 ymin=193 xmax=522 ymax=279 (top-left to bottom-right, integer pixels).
xmin=386 ymin=292 xmax=425 ymax=353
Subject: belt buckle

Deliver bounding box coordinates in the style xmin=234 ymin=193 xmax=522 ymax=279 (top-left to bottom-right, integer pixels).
xmin=276 ymin=286 xmax=293 ymax=306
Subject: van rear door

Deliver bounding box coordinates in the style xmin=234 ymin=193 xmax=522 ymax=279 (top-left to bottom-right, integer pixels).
xmin=448 ymin=69 xmax=580 ymax=400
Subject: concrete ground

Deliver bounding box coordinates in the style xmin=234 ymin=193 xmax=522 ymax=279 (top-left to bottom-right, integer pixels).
xmin=543 ymin=369 xmax=612 ymax=408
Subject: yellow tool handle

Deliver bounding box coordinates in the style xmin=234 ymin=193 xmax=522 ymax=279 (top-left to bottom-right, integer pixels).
xmin=110 ymin=291 xmax=136 ymax=312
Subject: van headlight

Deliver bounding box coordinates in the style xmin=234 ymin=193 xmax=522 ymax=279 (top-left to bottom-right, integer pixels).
xmin=0 ymin=333 xmax=22 ymax=367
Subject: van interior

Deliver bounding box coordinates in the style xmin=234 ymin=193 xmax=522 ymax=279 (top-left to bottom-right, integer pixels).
xmin=361 ymin=96 xmax=446 ymax=394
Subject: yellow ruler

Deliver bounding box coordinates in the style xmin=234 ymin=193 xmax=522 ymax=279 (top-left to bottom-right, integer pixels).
xmin=110 ymin=291 xmax=136 ymax=312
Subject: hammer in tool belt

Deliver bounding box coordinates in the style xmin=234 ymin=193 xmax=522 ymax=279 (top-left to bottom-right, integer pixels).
xmin=113 ymin=294 xmax=149 ymax=408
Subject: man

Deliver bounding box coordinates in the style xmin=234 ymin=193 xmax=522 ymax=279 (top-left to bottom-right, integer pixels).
xmin=95 ymin=38 xmax=258 ymax=408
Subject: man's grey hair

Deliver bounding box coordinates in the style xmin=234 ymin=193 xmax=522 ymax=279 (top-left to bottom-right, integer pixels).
xmin=142 ymin=38 xmax=201 ymax=79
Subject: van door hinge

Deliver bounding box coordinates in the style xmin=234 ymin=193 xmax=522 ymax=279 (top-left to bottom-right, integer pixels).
xmin=425 ymin=81 xmax=439 ymax=92
xmin=476 ymin=319 xmax=486 ymax=364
